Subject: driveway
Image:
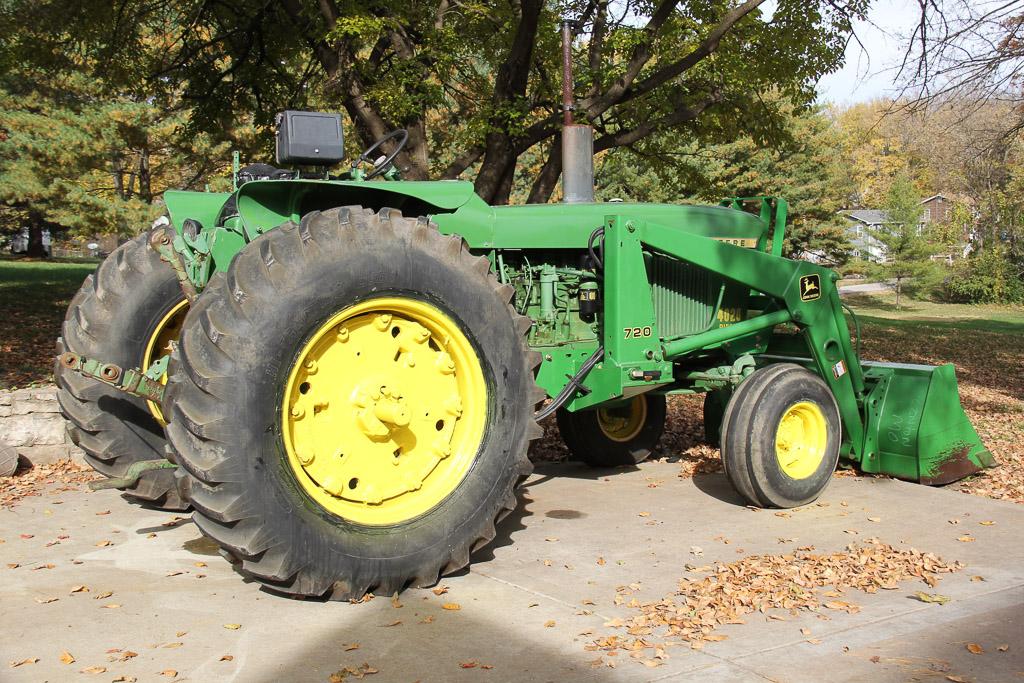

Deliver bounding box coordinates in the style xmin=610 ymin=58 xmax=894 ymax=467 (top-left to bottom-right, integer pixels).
xmin=2 ymin=461 xmax=1022 ymax=682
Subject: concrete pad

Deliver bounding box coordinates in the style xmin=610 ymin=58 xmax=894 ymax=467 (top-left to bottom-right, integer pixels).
xmin=1 ymin=461 xmax=1022 ymax=683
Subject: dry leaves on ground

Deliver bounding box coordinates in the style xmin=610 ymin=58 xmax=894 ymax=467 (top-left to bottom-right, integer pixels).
xmin=1 ymin=459 xmax=98 ymax=507
xmin=328 ymin=663 xmax=378 ymax=680
xmin=588 ymin=540 xmax=961 ymax=666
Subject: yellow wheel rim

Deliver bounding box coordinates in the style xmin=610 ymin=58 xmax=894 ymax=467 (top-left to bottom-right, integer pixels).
xmin=141 ymin=299 xmax=189 ymax=425
xmin=282 ymin=297 xmax=487 ymax=526
xmin=774 ymin=401 xmax=828 ymax=480
xmin=596 ymin=396 xmax=647 ymax=443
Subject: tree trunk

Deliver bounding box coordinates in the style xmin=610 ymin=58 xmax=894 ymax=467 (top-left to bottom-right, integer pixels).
xmin=139 ymin=146 xmax=152 ymax=202
xmin=895 ymin=277 xmax=902 ymax=310
xmin=25 ymin=216 xmax=46 ymax=258
xmin=526 ymin=138 xmax=562 ymax=204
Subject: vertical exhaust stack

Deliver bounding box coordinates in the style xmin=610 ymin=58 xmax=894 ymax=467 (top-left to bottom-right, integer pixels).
xmin=560 ymin=20 xmax=595 ymax=203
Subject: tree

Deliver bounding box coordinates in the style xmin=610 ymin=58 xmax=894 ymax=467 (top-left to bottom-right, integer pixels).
xmin=869 ymin=173 xmax=936 ymax=308
xmin=0 ymin=0 xmax=867 ymax=205
xmin=0 ymin=56 xmax=260 ymax=245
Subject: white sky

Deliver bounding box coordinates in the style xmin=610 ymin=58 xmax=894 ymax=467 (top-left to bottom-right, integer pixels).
xmin=816 ymin=0 xmax=924 ymax=104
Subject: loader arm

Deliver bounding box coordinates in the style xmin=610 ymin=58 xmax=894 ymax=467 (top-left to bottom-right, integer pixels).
xmin=591 ymin=213 xmax=992 ymax=483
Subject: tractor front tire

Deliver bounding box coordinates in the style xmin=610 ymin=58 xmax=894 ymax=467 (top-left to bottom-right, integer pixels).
xmin=164 ymin=207 xmax=543 ymax=600
xmin=55 ymin=231 xmax=188 ymax=509
xmin=720 ymin=364 xmax=840 ymax=508
xmin=557 ymin=393 xmax=666 ymax=467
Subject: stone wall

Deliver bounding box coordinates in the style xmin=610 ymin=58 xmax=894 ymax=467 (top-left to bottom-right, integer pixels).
xmin=0 ymin=386 xmax=85 ymax=466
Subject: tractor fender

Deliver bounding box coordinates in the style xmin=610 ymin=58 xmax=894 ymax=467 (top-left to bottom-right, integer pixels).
xmin=235 ymin=179 xmax=482 ymax=239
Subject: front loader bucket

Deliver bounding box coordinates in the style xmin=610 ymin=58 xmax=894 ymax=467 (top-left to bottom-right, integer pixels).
xmin=861 ymin=362 xmax=995 ymax=485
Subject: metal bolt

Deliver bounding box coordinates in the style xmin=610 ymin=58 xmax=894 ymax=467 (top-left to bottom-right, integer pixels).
xmin=374 ymin=314 xmax=393 ymax=331
xmin=336 ymin=327 xmax=349 ymax=342
xmin=291 ymin=406 xmax=305 ymax=419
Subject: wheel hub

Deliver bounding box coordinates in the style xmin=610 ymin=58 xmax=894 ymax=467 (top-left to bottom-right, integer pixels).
xmin=282 ymin=297 xmax=486 ymax=524
xmin=141 ymin=299 xmax=189 ymax=425
xmin=596 ymin=396 xmax=647 ymax=443
xmin=774 ymin=401 xmax=827 ymax=480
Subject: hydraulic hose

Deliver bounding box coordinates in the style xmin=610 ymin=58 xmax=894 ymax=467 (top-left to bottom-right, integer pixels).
xmin=534 ymin=345 xmax=605 ymax=421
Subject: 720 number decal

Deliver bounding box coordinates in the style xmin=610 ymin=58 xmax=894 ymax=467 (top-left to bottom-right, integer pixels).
xmin=623 ymin=326 xmax=652 ymax=339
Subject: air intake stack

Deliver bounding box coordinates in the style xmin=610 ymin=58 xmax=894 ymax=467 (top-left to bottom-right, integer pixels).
xmin=560 ymin=20 xmax=595 ymax=203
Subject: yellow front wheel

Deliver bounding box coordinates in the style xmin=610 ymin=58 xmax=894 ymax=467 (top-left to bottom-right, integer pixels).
xmin=165 ymin=206 xmax=541 ymax=601
xmin=557 ymin=394 xmax=666 ymax=467
xmin=720 ymin=364 xmax=840 ymax=508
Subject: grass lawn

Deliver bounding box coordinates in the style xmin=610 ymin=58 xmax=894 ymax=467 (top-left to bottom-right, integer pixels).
xmin=0 ymin=257 xmax=97 ymax=390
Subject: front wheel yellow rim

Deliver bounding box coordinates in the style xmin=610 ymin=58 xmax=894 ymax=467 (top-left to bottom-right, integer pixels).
xmin=774 ymin=401 xmax=828 ymax=480
xmin=282 ymin=297 xmax=487 ymax=526
xmin=141 ymin=299 xmax=189 ymax=425
xmin=597 ymin=396 xmax=647 ymax=443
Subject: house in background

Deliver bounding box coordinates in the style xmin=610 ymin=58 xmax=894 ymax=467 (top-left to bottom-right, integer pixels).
xmin=841 ymin=194 xmax=957 ymax=263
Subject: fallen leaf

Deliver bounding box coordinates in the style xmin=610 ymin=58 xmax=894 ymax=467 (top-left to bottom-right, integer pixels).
xmin=431 ymin=585 xmax=449 ymax=596
xmin=175 ymin=631 xmax=187 ymax=638
xmin=32 ymin=563 xmax=55 ymax=570
xmin=774 ymin=511 xmax=791 ymax=518
xmin=689 ymin=546 xmax=703 ymax=557
xmin=946 ymin=676 xmax=968 ymax=682
xmin=344 ymin=643 xmax=360 ymax=651
xmin=966 ymin=643 xmax=984 ymax=654
xmin=867 ymin=516 xmax=881 ymax=522
xmin=7 ymin=563 xmax=19 ymax=569
xmin=20 ymin=534 xmax=34 ymax=539
xmin=220 ymin=654 xmax=234 ymax=661
xmin=223 ymin=624 xmax=241 ymax=630
xmin=544 ymin=537 xmax=559 ymax=542
xmin=60 ymin=650 xmax=75 ymax=664
xmin=159 ymin=669 xmax=177 ymax=677
xmin=163 ymin=642 xmax=184 ymax=649
xmin=971 ymin=575 xmax=986 ymax=582
xmin=93 ymin=591 xmax=113 ymax=600
xmin=979 ymin=520 xmax=996 ymax=526
xmin=957 ymin=535 xmax=975 ymax=543
xmin=390 ymin=593 xmax=402 ymax=609
xmin=70 ymin=585 xmax=89 ymax=593
xmin=101 ymin=604 xmax=121 ymax=609
xmin=95 ymin=540 xmax=113 ymax=547
xmin=912 ymin=592 xmax=950 ymax=605
xmin=704 ymin=634 xmax=728 ymax=642
xmin=638 ymin=512 xmax=650 ymax=517
xmin=459 ymin=660 xmax=477 ymax=669
xmin=95 ymin=510 xmax=110 ymax=515
xmin=112 ymin=676 xmax=137 ymax=682
xmin=34 ymin=596 xmax=58 ymax=604
xmin=419 ymin=616 xmax=434 ymax=624
xmin=194 ymin=561 xmax=207 ymax=567
xmin=998 ymin=644 xmax=1009 ymax=652
xmin=9 ymin=657 xmax=39 ymax=668
xmin=380 ymin=620 xmax=402 ymax=627
xmin=596 ymin=557 xmax=606 ymax=566
xmin=481 ymin=664 xmax=493 ymax=670
xmin=801 ymin=628 xmax=812 ymax=636
xmin=806 ymin=638 xmax=822 ymax=645
xmin=441 ymin=603 xmax=461 ymax=611
xmin=80 ymin=665 xmax=107 ymax=674
xmin=544 ymin=620 xmax=556 ymax=628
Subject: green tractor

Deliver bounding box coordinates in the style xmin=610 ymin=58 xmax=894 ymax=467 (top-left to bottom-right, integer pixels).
xmin=56 ymin=104 xmax=992 ymax=600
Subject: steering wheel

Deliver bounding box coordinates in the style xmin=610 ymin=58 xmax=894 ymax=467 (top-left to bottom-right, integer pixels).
xmin=352 ymin=129 xmax=409 ymax=179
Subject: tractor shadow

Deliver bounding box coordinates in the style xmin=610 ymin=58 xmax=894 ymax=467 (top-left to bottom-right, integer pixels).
xmin=692 ymin=472 xmax=748 ymax=506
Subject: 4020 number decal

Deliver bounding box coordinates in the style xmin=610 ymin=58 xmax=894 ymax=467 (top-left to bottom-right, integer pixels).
xmin=623 ymin=326 xmax=652 ymax=339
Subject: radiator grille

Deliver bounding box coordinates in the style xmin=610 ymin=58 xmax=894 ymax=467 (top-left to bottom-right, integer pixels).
xmin=648 ymin=254 xmax=722 ymax=338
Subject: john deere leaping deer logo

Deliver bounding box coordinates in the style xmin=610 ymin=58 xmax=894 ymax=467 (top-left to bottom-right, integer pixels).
xmin=799 ymin=274 xmax=821 ymax=301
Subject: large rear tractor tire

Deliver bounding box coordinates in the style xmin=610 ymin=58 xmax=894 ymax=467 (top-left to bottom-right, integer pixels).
xmin=557 ymin=393 xmax=666 ymax=467
xmin=55 ymin=231 xmax=188 ymax=509
xmin=164 ymin=207 xmax=543 ymax=600
xmin=720 ymin=364 xmax=840 ymax=508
